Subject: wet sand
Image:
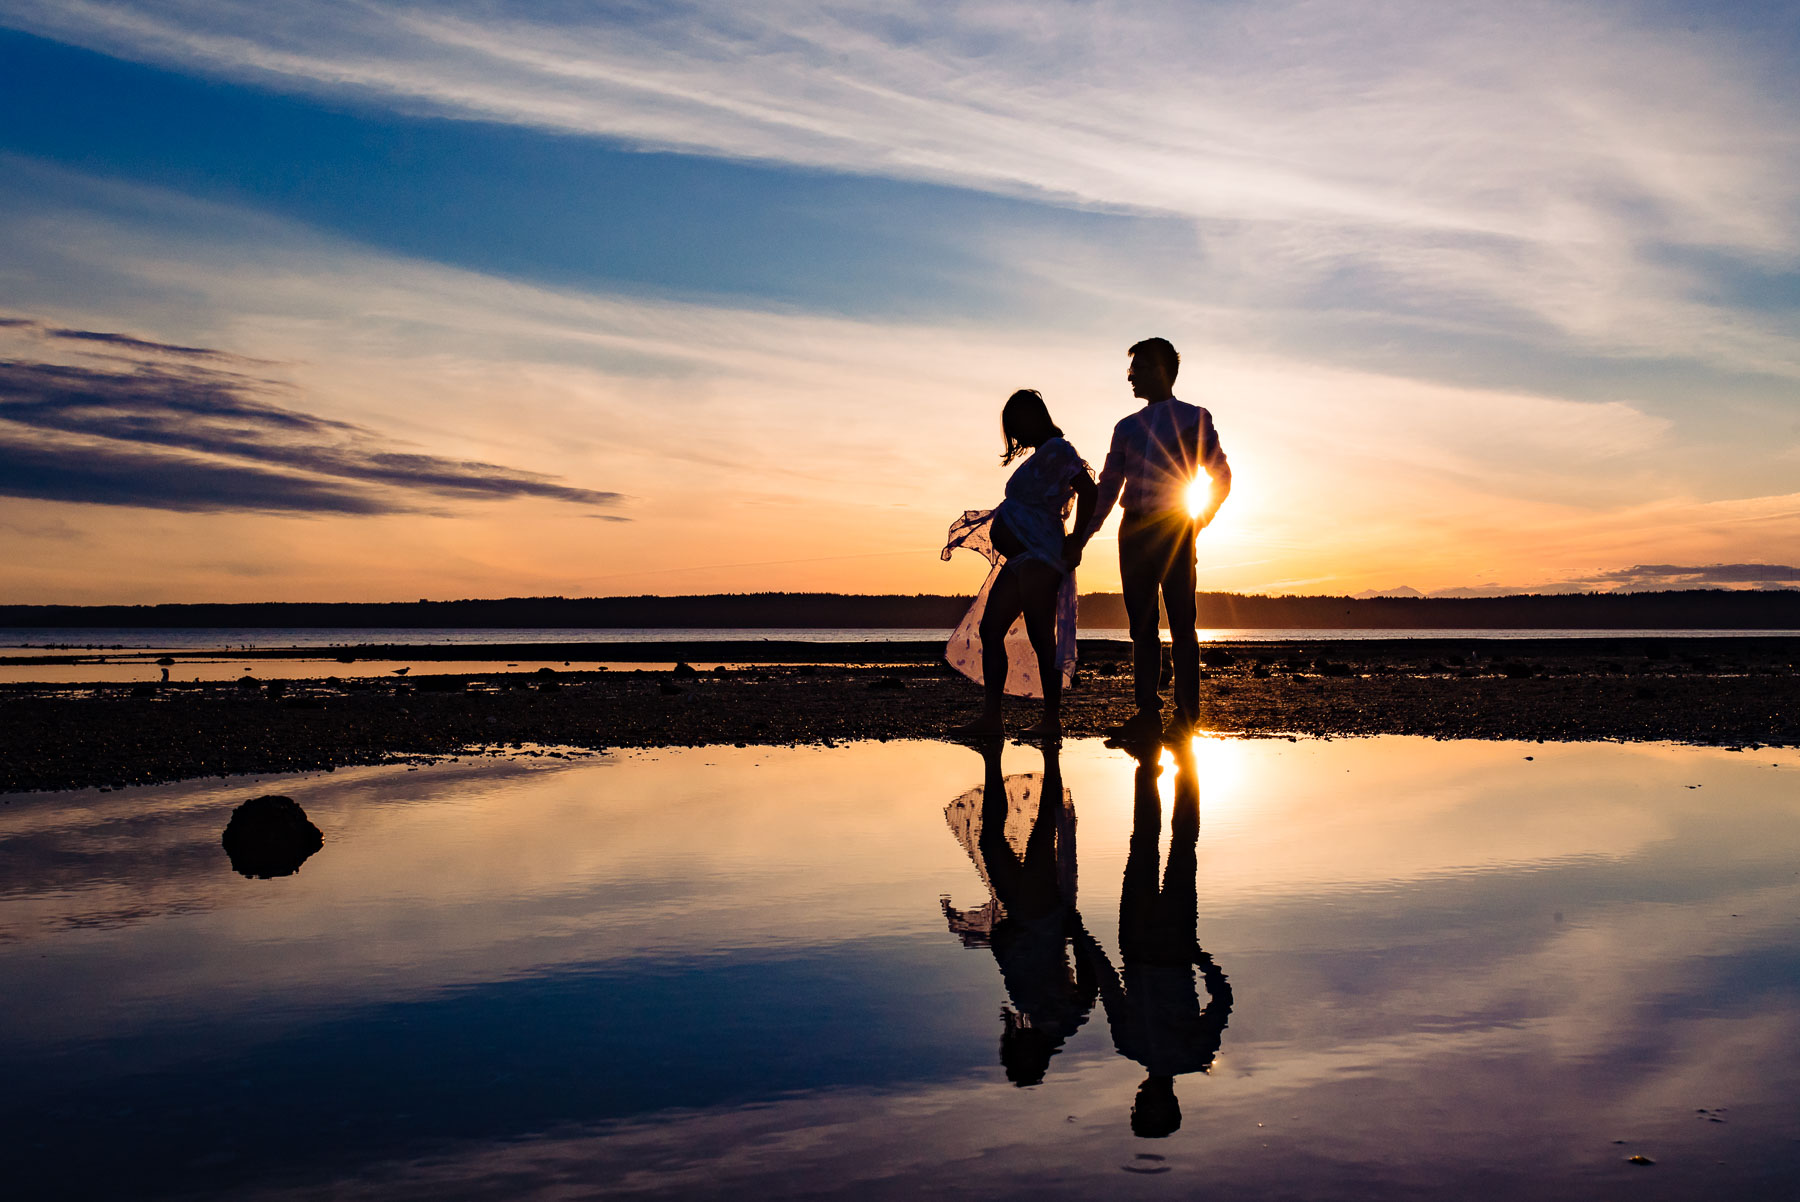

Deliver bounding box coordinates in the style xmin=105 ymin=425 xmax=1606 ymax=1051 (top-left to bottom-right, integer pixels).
xmin=2 ymin=637 xmax=1794 ymax=793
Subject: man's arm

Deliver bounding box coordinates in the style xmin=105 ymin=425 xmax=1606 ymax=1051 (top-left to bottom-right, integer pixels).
xmin=1194 ymin=409 xmax=1230 ymax=529
xmin=1083 ymin=425 xmax=1128 ymax=540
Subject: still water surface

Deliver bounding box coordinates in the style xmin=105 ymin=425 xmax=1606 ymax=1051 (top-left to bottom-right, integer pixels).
xmin=3 ymin=737 xmax=1798 ymax=1199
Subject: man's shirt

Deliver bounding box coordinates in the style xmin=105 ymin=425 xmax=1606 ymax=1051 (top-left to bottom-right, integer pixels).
xmin=1088 ymin=397 xmax=1231 ymax=535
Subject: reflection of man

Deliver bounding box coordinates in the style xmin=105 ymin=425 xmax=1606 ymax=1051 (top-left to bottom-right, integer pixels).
xmin=941 ymin=742 xmax=1096 ymax=1086
xmin=1075 ymin=337 xmax=1231 ymax=742
xmin=1074 ymin=742 xmax=1232 ymax=1137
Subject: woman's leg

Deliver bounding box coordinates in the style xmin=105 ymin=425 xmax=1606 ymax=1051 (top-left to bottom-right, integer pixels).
xmin=951 ymin=564 xmax=1024 ymax=734
xmin=1016 ymin=560 xmax=1063 ymax=734
xmin=980 ymin=567 xmax=1026 ymax=715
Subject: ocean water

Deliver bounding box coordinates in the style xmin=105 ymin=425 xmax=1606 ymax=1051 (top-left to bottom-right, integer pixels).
xmin=7 ymin=625 xmax=1794 ymax=684
xmin=3 ymin=736 xmax=1798 ymax=1199
xmin=5 ymin=625 xmax=1798 ymax=650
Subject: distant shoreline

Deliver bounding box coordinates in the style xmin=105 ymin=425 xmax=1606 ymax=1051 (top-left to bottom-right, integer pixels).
xmin=1 ymin=587 xmax=1797 ymax=631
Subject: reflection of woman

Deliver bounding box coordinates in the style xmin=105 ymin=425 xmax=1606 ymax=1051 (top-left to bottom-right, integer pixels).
xmin=942 ymin=390 xmax=1097 ymax=737
xmin=941 ymin=742 xmax=1095 ymax=1085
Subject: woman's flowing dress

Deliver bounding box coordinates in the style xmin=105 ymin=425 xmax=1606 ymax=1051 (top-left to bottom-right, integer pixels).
xmin=941 ymin=436 xmax=1090 ymax=698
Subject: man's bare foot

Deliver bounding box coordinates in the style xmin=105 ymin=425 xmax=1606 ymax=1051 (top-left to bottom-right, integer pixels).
xmin=948 ymin=715 xmax=1005 ymax=737
xmin=1020 ymin=718 xmax=1062 ymax=739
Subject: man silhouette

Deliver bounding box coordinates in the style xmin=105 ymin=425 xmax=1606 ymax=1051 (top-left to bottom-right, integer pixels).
xmin=1072 ymin=741 xmax=1231 ymax=1137
xmin=1075 ymin=338 xmax=1230 ymax=742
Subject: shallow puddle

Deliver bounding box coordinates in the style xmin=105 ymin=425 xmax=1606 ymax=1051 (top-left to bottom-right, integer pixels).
xmin=3 ymin=737 xmax=1798 ymax=1199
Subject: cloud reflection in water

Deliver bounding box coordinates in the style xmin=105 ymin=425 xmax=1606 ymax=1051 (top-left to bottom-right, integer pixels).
xmin=1 ymin=737 xmax=1797 ymax=1198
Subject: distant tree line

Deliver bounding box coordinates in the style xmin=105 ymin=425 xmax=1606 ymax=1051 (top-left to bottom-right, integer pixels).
xmin=1 ymin=589 xmax=1796 ymax=629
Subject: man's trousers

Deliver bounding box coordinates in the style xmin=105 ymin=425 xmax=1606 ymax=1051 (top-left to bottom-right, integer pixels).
xmin=1119 ymin=509 xmax=1199 ymax=715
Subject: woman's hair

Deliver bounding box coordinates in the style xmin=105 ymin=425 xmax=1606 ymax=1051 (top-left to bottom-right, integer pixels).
xmin=1001 ymin=389 xmax=1062 ymax=465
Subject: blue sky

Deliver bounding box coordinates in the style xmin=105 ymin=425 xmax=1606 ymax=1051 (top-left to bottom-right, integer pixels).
xmin=0 ymin=0 xmax=1796 ymax=601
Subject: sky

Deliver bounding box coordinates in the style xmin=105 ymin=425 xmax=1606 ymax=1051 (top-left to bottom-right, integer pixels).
xmin=0 ymin=0 xmax=1797 ymax=604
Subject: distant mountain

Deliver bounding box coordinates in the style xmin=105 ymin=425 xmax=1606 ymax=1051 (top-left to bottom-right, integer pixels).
xmin=1352 ymin=586 xmax=1424 ymax=599
xmin=2 ymin=589 xmax=1797 ymax=630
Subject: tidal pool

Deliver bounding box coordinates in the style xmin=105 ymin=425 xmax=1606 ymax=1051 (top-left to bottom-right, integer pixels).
xmin=3 ymin=737 xmax=1798 ymax=1199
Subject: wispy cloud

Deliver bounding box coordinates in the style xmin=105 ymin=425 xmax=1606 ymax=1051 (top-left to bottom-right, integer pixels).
xmin=6 ymin=1 xmax=1799 ymax=378
xmin=0 ymin=320 xmax=624 ymax=515
xmin=1586 ymin=562 xmax=1800 ymax=588
xmin=20 ymin=317 xmax=244 ymax=359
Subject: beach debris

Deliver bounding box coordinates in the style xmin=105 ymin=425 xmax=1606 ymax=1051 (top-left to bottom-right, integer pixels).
xmin=236 ymin=675 xmax=259 ymax=689
xmin=1626 ymin=1154 xmax=1655 ymax=1166
xmin=155 ymin=655 xmax=175 ymax=665
xmin=221 ymin=794 xmax=323 ymax=879
xmin=672 ymin=662 xmax=699 ymax=678
xmin=536 ymin=666 xmax=557 ymax=676
xmin=1202 ymin=648 xmax=1236 ymax=667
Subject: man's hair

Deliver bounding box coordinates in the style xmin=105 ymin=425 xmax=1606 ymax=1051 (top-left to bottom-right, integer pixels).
xmin=1128 ymin=337 xmax=1179 ymax=383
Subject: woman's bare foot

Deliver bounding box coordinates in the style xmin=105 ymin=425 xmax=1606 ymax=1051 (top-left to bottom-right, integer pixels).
xmin=1020 ymin=717 xmax=1062 ymax=739
xmin=948 ymin=715 xmax=1005 ymax=737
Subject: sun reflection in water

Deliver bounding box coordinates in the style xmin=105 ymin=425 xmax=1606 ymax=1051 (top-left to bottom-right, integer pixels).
xmin=1152 ymin=733 xmax=1255 ymax=827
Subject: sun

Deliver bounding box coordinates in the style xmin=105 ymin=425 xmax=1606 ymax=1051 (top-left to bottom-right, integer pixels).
xmin=1185 ymin=476 xmax=1205 ymax=519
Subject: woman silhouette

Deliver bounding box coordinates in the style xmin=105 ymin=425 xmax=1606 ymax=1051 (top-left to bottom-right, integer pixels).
xmin=940 ymin=741 xmax=1096 ymax=1085
xmin=942 ymin=390 xmax=1097 ymax=736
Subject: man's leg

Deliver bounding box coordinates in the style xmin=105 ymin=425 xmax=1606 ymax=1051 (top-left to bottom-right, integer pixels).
xmin=1119 ymin=517 xmax=1165 ymax=717
xmin=1118 ymin=748 xmax=1164 ymax=963
xmin=1160 ymin=517 xmax=1200 ymax=720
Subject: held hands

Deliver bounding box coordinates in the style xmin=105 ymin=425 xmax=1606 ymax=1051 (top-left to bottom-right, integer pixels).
xmin=1062 ymin=532 xmax=1087 ymax=570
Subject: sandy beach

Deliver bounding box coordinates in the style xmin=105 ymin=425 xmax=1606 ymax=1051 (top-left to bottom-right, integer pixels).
xmin=3 ymin=636 xmax=1793 ymax=793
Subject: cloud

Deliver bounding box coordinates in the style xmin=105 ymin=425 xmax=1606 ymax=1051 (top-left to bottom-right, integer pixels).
xmin=0 ymin=436 xmax=389 ymax=514
xmin=1406 ymin=563 xmax=1800 ymax=596
xmin=1585 ymin=562 xmax=1800 ymax=588
xmin=6 ymin=1 xmax=1799 ymax=380
xmin=2 ymin=161 xmax=1794 ymax=601
xmin=0 ymin=321 xmax=625 ymax=515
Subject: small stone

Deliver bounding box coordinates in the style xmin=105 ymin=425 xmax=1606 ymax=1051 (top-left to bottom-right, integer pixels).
xmin=1626 ymin=1155 xmax=1654 ymax=1166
